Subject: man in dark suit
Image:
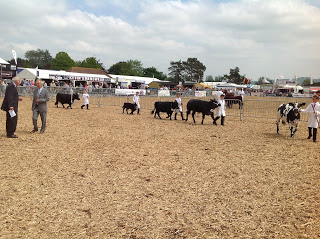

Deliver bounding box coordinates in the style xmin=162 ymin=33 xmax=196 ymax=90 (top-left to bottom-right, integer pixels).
xmin=30 ymin=79 xmax=50 ymax=133
xmin=1 ymin=77 xmax=21 ymax=138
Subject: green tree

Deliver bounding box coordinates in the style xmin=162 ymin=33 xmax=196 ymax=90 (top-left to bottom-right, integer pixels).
xmin=183 ymin=58 xmax=206 ymax=82
xmin=51 ymin=52 xmax=76 ymax=71
xmin=7 ymin=58 xmax=32 ymax=68
xmin=168 ymin=58 xmax=206 ymax=83
xmin=214 ymin=75 xmax=226 ymax=82
xmin=25 ymin=49 xmax=53 ymax=69
xmin=302 ymin=79 xmax=311 ymax=86
xmin=79 ymin=57 xmax=102 ymax=69
xmin=206 ymin=75 xmax=214 ymax=82
xmin=224 ymin=67 xmax=244 ymax=84
xmin=108 ymin=60 xmax=144 ymax=76
xmin=168 ymin=60 xmax=184 ymax=83
xmin=143 ymin=67 xmax=167 ymax=81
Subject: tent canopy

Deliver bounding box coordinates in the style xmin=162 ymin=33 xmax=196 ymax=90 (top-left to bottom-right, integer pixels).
xmin=0 ymin=58 xmax=9 ymax=64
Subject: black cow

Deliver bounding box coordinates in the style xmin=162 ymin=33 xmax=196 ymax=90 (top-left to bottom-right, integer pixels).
xmin=122 ymin=102 xmax=137 ymax=114
xmin=151 ymin=101 xmax=179 ymax=120
xmin=185 ymin=99 xmax=220 ymax=124
xmin=276 ymin=102 xmax=306 ymax=137
xmin=55 ymin=93 xmax=80 ymax=109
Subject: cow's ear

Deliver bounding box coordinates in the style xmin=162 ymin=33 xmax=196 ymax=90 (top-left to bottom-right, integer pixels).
xmin=300 ymin=103 xmax=306 ymax=106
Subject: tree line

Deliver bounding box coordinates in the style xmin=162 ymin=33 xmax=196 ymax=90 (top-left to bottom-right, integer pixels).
xmin=8 ymin=48 xmax=259 ymax=83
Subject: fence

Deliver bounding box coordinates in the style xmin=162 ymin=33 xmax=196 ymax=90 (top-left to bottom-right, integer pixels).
xmin=0 ymin=86 xmax=312 ymax=121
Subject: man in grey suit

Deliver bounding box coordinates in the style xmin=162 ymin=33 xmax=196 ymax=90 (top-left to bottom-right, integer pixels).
xmin=31 ymin=79 xmax=50 ymax=134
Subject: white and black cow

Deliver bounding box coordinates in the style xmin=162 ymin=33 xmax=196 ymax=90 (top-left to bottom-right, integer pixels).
xmin=276 ymin=102 xmax=306 ymax=137
xmin=122 ymin=102 xmax=137 ymax=114
xmin=55 ymin=93 xmax=80 ymax=109
xmin=151 ymin=101 xmax=179 ymax=120
xmin=185 ymin=99 xmax=220 ymax=124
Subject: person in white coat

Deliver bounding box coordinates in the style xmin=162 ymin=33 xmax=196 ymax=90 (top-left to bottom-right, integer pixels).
xmin=238 ymin=88 xmax=245 ymax=100
xmin=174 ymin=93 xmax=184 ymax=120
xmin=300 ymin=94 xmax=320 ymax=142
xmin=213 ymin=93 xmax=226 ymax=125
xmin=133 ymin=92 xmax=140 ymax=114
xmin=81 ymin=89 xmax=90 ymax=110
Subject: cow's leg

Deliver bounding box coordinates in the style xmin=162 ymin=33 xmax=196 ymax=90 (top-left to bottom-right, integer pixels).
xmin=201 ymin=113 xmax=205 ymax=125
xmin=185 ymin=110 xmax=190 ymax=122
xmin=210 ymin=112 xmax=215 ymax=124
xmin=122 ymin=107 xmax=125 ymax=113
xmin=276 ymin=113 xmax=281 ymax=134
xmin=157 ymin=111 xmax=162 ymax=119
xmin=55 ymin=101 xmax=58 ymax=107
xmin=169 ymin=112 xmax=172 ymax=120
xmin=62 ymin=104 xmax=65 ymax=108
xmin=292 ymin=121 xmax=299 ymax=138
xmin=192 ymin=112 xmax=196 ymax=124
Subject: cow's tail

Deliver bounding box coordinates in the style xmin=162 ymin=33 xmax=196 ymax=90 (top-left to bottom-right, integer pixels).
xmin=151 ymin=105 xmax=155 ymax=114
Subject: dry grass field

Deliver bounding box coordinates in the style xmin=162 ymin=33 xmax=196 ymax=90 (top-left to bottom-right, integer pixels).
xmin=0 ymin=96 xmax=319 ymax=238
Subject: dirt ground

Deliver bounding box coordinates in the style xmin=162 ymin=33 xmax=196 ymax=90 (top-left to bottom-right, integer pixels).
xmin=0 ymin=97 xmax=319 ymax=238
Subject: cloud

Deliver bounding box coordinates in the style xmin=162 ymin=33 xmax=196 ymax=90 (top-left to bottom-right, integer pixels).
xmin=0 ymin=0 xmax=319 ymax=79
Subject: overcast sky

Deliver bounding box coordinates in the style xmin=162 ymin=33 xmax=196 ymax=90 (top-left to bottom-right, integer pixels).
xmin=1 ymin=0 xmax=319 ymax=80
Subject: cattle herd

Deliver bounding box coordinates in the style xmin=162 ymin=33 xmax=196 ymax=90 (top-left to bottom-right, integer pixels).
xmin=55 ymin=93 xmax=308 ymax=138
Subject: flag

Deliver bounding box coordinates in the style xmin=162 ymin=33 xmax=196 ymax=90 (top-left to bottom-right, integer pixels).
xmin=12 ymin=50 xmax=17 ymax=65
xmin=310 ymin=75 xmax=313 ymax=85
xmin=272 ymin=79 xmax=277 ymax=94
xmin=263 ymin=77 xmax=270 ymax=83
xmin=243 ymin=77 xmax=246 ymax=84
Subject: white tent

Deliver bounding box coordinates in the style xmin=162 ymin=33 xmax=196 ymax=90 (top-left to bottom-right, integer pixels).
xmin=0 ymin=58 xmax=9 ymax=65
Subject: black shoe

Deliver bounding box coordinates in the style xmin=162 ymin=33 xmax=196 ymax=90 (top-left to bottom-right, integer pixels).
xmin=313 ymin=140 xmax=317 ymax=143
xmin=7 ymin=134 xmax=18 ymax=138
xmin=307 ymin=136 xmax=312 ymax=139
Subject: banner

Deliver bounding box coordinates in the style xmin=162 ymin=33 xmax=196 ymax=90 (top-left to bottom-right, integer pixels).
xmin=195 ymin=91 xmax=207 ymax=97
xmin=12 ymin=50 xmax=17 ymax=65
xmin=115 ymin=89 xmax=146 ymax=96
xmin=158 ymin=90 xmax=170 ymax=97
xmin=272 ymin=79 xmax=277 ymax=94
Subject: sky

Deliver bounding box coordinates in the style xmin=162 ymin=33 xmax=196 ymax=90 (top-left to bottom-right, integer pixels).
xmin=0 ymin=0 xmax=319 ymax=80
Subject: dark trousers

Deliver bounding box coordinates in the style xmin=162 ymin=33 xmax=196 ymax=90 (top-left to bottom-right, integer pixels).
xmin=308 ymin=127 xmax=317 ymax=141
xmin=81 ymin=104 xmax=89 ymax=109
xmin=6 ymin=111 xmax=18 ymax=136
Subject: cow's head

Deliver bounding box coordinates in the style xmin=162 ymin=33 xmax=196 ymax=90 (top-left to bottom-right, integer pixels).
xmin=73 ymin=93 xmax=80 ymax=100
xmin=171 ymin=100 xmax=179 ymax=110
xmin=210 ymin=99 xmax=220 ymax=108
xmin=289 ymin=102 xmax=305 ymax=117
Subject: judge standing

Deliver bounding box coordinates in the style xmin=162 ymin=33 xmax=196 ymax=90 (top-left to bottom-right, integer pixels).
xmin=1 ymin=76 xmax=22 ymax=138
xmin=30 ymin=79 xmax=50 ymax=134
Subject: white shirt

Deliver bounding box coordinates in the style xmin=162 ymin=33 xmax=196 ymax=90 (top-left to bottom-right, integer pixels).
xmin=175 ymin=97 xmax=183 ymax=112
xmin=301 ymin=102 xmax=320 ymax=128
xmin=216 ymin=99 xmax=226 ymax=117
xmin=133 ymin=94 xmax=140 ymax=108
xmin=83 ymin=93 xmax=89 ymax=105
